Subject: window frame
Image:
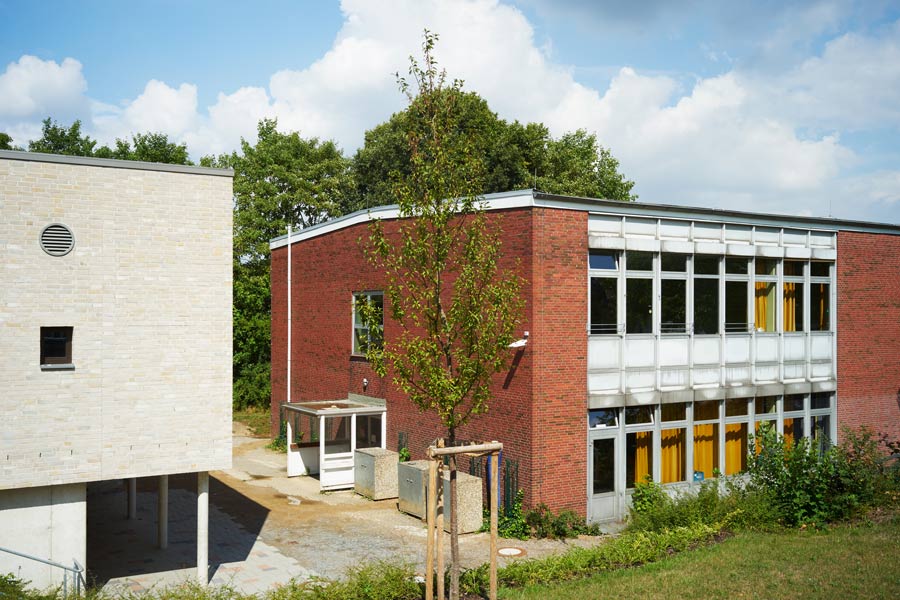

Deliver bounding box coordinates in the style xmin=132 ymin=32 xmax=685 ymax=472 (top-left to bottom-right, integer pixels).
xmin=352 ymin=291 xmax=384 ymax=356
xmin=40 ymin=326 xmax=74 ymax=370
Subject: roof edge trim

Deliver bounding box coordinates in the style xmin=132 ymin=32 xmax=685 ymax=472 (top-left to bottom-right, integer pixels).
xmin=0 ymin=149 xmax=234 ymax=177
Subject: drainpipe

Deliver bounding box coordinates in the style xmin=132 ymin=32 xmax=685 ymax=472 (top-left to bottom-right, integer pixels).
xmin=287 ymin=224 xmax=292 ymax=406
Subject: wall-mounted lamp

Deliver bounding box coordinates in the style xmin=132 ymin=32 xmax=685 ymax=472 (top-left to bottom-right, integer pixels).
xmin=508 ymin=331 xmax=529 ymax=349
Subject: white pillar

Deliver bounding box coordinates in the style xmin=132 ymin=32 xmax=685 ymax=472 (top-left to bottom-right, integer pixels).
xmin=158 ymin=475 xmax=168 ymax=549
xmin=127 ymin=478 xmax=137 ymax=520
xmin=197 ymin=471 xmax=209 ymax=586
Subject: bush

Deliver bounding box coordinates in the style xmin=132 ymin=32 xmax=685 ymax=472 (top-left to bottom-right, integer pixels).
xmin=747 ymin=423 xmax=899 ymax=526
xmin=524 ymin=504 xmax=601 ymax=539
xmin=268 ymin=562 xmax=420 ymax=600
xmin=628 ymin=475 xmax=780 ymax=534
xmin=459 ymin=521 xmax=721 ymax=596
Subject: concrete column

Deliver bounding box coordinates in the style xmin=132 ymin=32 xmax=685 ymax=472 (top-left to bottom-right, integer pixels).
xmin=157 ymin=475 xmax=168 ymax=549
xmin=127 ymin=478 xmax=137 ymax=520
xmin=197 ymin=471 xmax=209 ymax=586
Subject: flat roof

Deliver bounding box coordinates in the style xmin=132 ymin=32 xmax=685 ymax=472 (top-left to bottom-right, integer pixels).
xmin=271 ymin=189 xmax=900 ymax=249
xmin=0 ymin=149 xmax=233 ymax=177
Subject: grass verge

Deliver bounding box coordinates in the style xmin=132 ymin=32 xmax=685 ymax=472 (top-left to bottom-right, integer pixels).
xmin=232 ymin=408 xmax=271 ymax=438
xmin=501 ymin=515 xmax=900 ymax=599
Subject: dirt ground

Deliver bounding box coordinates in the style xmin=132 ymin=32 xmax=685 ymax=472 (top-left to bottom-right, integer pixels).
xmin=201 ymin=422 xmax=615 ymax=580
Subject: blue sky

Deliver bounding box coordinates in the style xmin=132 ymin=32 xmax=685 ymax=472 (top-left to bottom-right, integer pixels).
xmin=2 ymin=0 xmax=899 ymax=223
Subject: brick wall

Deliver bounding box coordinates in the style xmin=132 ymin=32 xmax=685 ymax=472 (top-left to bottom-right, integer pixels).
xmin=271 ymin=208 xmax=548 ymax=507
xmin=837 ymin=231 xmax=900 ymax=441
xmin=0 ymin=155 xmax=233 ymax=489
xmin=530 ymin=208 xmax=588 ymax=514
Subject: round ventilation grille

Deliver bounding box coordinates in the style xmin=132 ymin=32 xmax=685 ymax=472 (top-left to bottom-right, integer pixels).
xmin=40 ymin=223 xmax=75 ymax=257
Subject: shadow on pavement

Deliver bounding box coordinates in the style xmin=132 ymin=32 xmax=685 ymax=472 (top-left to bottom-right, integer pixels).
xmin=86 ymin=473 xmax=269 ymax=588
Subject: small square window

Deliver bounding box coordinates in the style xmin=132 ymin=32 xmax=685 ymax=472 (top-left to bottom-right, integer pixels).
xmin=626 ymin=251 xmax=653 ymax=271
xmin=625 ymin=405 xmax=654 ymax=425
xmin=40 ymin=327 xmax=73 ymax=367
xmin=589 ymin=250 xmax=619 ymax=270
xmin=693 ymin=255 xmax=719 ymax=275
xmin=589 ymin=409 xmax=618 ymax=428
xmin=661 ymin=253 xmax=687 ymax=272
xmin=725 ymin=257 xmax=749 ymax=275
xmin=811 ymin=262 xmax=831 ymax=277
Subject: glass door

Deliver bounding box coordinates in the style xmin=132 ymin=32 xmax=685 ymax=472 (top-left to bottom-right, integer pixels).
xmin=320 ymin=414 xmax=354 ymax=490
xmin=588 ymin=433 xmax=619 ymax=522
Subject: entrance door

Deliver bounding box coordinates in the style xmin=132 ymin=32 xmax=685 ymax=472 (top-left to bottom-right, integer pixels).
xmin=320 ymin=414 xmax=354 ymax=490
xmin=588 ymin=434 xmax=619 ymax=522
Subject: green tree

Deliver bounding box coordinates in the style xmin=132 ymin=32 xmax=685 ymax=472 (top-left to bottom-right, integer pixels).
xmin=361 ymin=32 xmax=525 ymax=600
xmin=94 ymin=132 xmax=192 ymax=165
xmin=224 ymin=118 xmax=354 ymax=409
xmin=352 ymin=89 xmax=636 ymax=206
xmin=28 ymin=118 xmax=97 ymax=156
xmin=0 ymin=132 xmax=21 ymax=151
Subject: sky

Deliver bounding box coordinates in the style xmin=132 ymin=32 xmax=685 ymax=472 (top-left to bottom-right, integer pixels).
xmin=2 ymin=0 xmax=899 ymax=223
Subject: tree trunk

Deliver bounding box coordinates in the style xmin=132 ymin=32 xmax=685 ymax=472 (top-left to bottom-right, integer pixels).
xmin=449 ymin=452 xmax=459 ymax=600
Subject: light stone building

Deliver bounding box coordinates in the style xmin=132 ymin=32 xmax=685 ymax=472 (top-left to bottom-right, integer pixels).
xmin=0 ymin=150 xmax=233 ymax=588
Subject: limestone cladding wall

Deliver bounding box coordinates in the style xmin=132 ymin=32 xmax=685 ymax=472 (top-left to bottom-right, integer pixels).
xmin=0 ymin=157 xmax=233 ymax=490
xmin=271 ymin=209 xmax=539 ymax=507
xmin=837 ymin=231 xmax=900 ymax=441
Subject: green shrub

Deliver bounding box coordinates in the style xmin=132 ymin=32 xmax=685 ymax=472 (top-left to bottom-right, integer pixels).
xmin=268 ymin=562 xmax=420 ymax=600
xmin=523 ymin=504 xmax=600 ymax=539
xmin=747 ymin=423 xmax=899 ymax=526
xmin=480 ymin=489 xmax=530 ymax=539
xmin=459 ymin=521 xmax=721 ymax=596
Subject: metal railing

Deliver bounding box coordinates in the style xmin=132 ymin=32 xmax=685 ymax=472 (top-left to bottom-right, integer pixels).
xmin=0 ymin=546 xmax=84 ymax=597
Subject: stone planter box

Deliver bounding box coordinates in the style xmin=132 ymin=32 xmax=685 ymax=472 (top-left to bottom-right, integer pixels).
xmin=397 ymin=460 xmax=483 ymax=533
xmin=354 ymin=448 xmax=399 ymax=500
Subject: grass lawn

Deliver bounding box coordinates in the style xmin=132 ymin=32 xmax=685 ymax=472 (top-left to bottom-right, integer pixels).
xmin=232 ymin=407 xmax=271 ymax=437
xmin=501 ymin=516 xmax=900 ymax=600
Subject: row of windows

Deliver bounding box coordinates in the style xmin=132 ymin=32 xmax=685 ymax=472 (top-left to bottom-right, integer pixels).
xmin=590 ymin=393 xmax=833 ymax=492
xmin=590 ymin=251 xmax=833 ymax=335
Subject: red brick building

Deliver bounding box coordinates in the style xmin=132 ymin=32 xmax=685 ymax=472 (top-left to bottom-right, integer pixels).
xmin=270 ymin=190 xmax=900 ymax=521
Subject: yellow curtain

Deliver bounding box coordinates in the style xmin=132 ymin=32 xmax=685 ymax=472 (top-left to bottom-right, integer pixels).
xmin=632 ymin=431 xmax=652 ymax=485
xmin=784 ymin=282 xmax=797 ymax=331
xmin=784 ymin=418 xmax=804 ymax=448
xmin=725 ymin=423 xmax=748 ymax=475
xmin=754 ymin=282 xmax=767 ymax=330
xmin=661 ymin=428 xmax=685 ymax=483
xmin=693 ymin=424 xmax=719 ymax=479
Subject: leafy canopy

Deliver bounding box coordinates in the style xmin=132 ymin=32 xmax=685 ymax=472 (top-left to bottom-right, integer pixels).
xmin=361 ymin=32 xmax=525 ymax=439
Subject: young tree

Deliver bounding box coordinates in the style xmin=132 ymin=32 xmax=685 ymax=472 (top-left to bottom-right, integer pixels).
xmin=94 ymin=132 xmax=192 ymax=165
xmin=0 ymin=132 xmax=21 ymax=151
xmin=361 ymin=32 xmax=525 ymax=600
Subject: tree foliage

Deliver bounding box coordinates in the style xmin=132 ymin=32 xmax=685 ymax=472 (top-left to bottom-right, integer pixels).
xmin=352 ymin=89 xmax=636 ymax=207
xmin=0 ymin=132 xmax=21 ymax=150
xmin=28 ymin=118 xmax=98 ymax=156
xmin=361 ymin=32 xmax=525 ymax=600
xmin=94 ymin=132 xmax=192 ymax=165
xmin=222 ymin=118 xmax=354 ymax=409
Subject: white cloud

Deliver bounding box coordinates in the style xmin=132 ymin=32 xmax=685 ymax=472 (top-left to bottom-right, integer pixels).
xmin=1 ymin=0 xmax=897 ymax=223
xmin=0 ymin=55 xmax=88 ymax=119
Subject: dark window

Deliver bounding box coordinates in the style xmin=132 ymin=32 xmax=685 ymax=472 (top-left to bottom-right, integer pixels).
xmin=784 ymin=395 xmax=805 ymax=412
xmin=40 ymin=327 xmax=73 ymax=366
xmin=694 ymin=279 xmax=719 ymax=334
xmin=625 ymin=405 xmax=654 ymax=425
xmin=661 ymin=253 xmax=687 ymax=272
xmin=590 ymin=277 xmax=618 ymax=334
xmin=755 ymin=258 xmax=777 ymax=276
xmin=783 ymin=261 xmax=804 ymax=277
xmin=694 ymin=255 xmax=719 ymax=275
xmin=661 ymin=279 xmax=686 ymax=333
xmin=810 ymin=283 xmax=830 ymax=331
xmin=726 ymin=257 xmax=749 ymax=275
xmin=592 ymin=438 xmax=615 ymax=494
xmin=811 ymin=262 xmax=831 ymax=277
xmin=626 ymin=251 xmax=653 ymax=271
xmin=589 ymin=250 xmax=618 ymax=270
xmin=725 ymin=281 xmax=748 ymax=332
xmin=626 ymin=278 xmax=653 ymax=333
xmin=811 ymin=393 xmax=831 ymax=410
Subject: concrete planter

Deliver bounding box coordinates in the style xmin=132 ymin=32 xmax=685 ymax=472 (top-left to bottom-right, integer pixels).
xmin=397 ymin=461 xmax=483 ymax=533
xmin=354 ymin=448 xmax=399 ymax=500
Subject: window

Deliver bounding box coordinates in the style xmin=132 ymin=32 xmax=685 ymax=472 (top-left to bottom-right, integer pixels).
xmin=754 ymin=258 xmax=777 ymax=332
xmin=40 ymin=327 xmax=73 ymax=368
xmin=661 ymin=254 xmax=687 ymax=333
xmin=590 ymin=277 xmax=618 ymax=334
xmin=810 ymin=283 xmax=830 ymax=331
xmin=626 ymin=251 xmax=653 ymax=271
xmin=694 ymin=255 xmax=719 ymax=335
xmin=589 ymin=409 xmax=618 ymax=429
xmin=352 ymin=292 xmax=383 ymax=355
xmin=784 ymin=261 xmax=804 ymax=333
xmin=589 ymin=250 xmax=618 ymax=270
xmin=693 ymin=401 xmax=720 ymax=479
xmin=661 ymin=403 xmax=688 ymax=484
xmin=626 ymin=278 xmax=653 ymax=334
xmin=725 ymin=281 xmax=748 ymax=332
